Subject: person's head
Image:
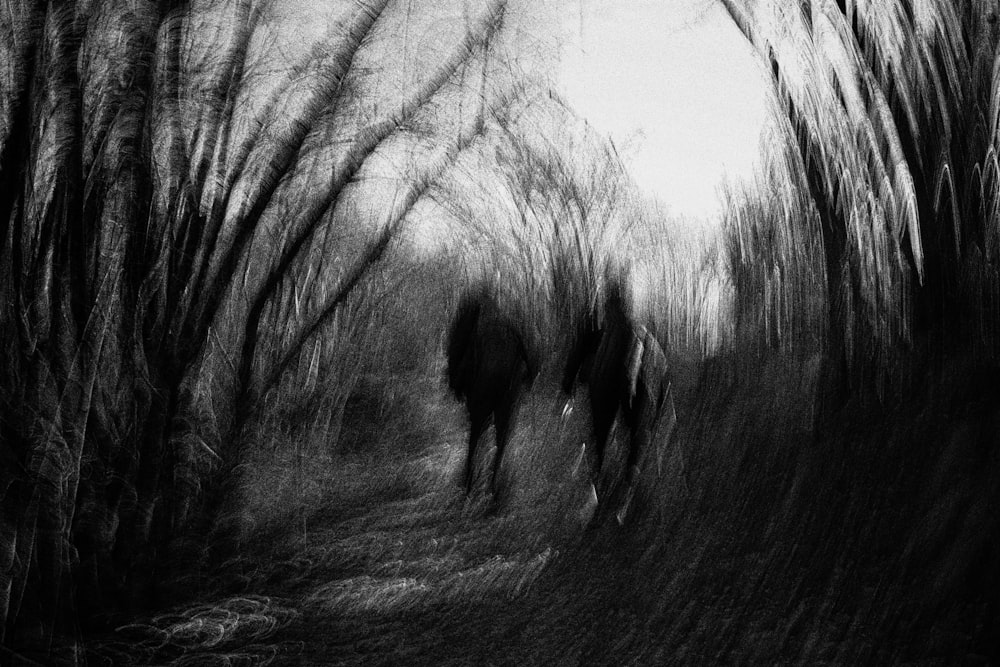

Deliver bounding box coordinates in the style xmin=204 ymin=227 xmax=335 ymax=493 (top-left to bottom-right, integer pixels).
xmin=599 ymin=267 xmax=630 ymax=328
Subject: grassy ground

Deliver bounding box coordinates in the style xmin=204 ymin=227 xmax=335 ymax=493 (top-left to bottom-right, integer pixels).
xmin=83 ymin=356 xmax=998 ymax=665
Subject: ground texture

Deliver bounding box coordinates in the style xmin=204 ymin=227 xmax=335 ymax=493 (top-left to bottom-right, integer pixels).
xmin=84 ymin=365 xmax=998 ymax=665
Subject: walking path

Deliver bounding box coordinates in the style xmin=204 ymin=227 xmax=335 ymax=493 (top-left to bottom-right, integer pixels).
xmin=86 ymin=375 xmax=991 ymax=665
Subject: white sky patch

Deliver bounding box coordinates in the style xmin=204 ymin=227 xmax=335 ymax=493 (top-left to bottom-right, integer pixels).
xmin=554 ymin=0 xmax=771 ymax=223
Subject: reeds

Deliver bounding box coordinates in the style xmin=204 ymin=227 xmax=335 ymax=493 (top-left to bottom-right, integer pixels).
xmin=722 ymin=0 xmax=1000 ymax=391
xmin=0 ymin=0 xmax=521 ymax=658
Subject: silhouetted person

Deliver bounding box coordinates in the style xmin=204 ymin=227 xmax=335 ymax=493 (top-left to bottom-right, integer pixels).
xmin=447 ymin=288 xmax=539 ymax=497
xmin=563 ymin=283 xmax=676 ymax=523
xmin=562 ymin=286 xmax=633 ymax=487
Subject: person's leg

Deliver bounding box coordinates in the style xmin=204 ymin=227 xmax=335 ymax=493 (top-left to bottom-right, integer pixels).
xmin=587 ymin=386 xmax=622 ymax=524
xmin=623 ymin=398 xmax=645 ymax=489
xmin=466 ymin=404 xmax=490 ymax=496
xmin=609 ymin=394 xmax=646 ymax=525
xmin=492 ymin=388 xmax=521 ymax=496
xmin=590 ymin=399 xmax=616 ymax=486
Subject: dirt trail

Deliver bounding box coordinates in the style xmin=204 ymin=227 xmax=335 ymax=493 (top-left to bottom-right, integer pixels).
xmin=85 ymin=378 xmax=992 ymax=665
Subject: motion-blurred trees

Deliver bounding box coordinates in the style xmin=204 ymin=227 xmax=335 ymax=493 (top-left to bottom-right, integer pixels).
xmin=0 ymin=0 xmax=525 ymax=659
xmin=722 ymin=0 xmax=1000 ymax=401
xmin=430 ymin=88 xmax=640 ymax=336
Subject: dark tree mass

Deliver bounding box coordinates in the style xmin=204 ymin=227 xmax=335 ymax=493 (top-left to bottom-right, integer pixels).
xmin=0 ymin=0 xmax=997 ymax=664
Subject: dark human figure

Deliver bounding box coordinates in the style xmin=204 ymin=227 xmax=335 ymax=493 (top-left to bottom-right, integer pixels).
xmin=447 ymin=288 xmax=539 ymax=497
xmin=562 ymin=284 xmax=675 ymax=522
xmin=562 ymin=286 xmax=634 ymax=486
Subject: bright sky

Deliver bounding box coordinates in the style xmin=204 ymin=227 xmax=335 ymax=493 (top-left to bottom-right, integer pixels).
xmin=555 ymin=0 xmax=771 ymax=222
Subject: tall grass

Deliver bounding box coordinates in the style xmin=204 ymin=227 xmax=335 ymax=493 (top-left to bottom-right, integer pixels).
xmin=423 ymin=84 xmax=734 ymax=368
xmin=0 ymin=0 xmax=542 ymax=660
xmin=1 ymin=1 xmax=696 ymax=658
xmin=722 ymin=0 xmax=1000 ymax=397
xmin=710 ymin=8 xmax=1000 ymax=656
xmin=631 ymin=211 xmax=734 ymax=360
xmin=424 ymin=85 xmax=644 ymax=354
xmin=721 ymin=121 xmax=826 ymax=363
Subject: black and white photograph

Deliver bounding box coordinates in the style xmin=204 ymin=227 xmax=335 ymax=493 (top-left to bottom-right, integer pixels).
xmin=0 ymin=0 xmax=998 ymax=664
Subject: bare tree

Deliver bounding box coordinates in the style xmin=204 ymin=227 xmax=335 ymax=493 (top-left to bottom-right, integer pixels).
xmin=429 ymin=86 xmax=640 ymax=344
xmin=0 ymin=0 xmax=523 ymax=659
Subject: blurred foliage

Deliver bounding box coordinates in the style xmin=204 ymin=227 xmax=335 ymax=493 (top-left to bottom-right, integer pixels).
xmin=722 ymin=0 xmax=1000 ymax=395
xmin=721 ymin=124 xmax=826 ymax=362
xmin=0 ymin=0 xmax=532 ymax=659
xmin=9 ymin=0 xmax=1000 ymax=663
